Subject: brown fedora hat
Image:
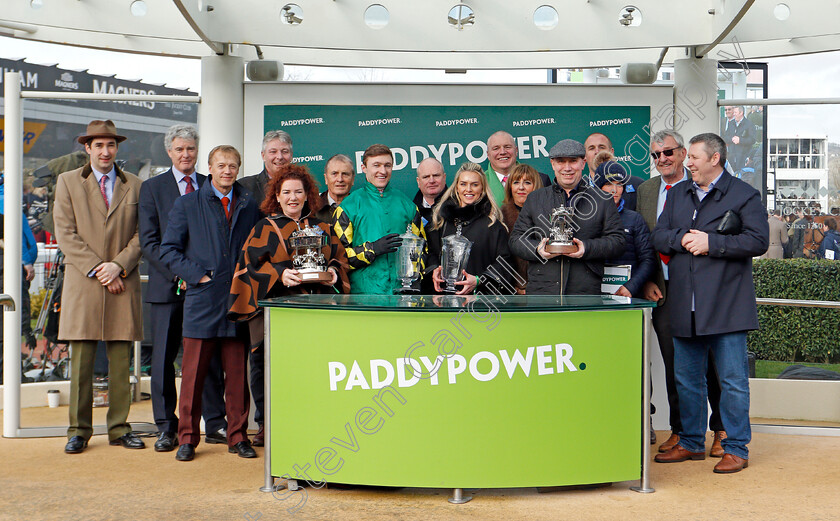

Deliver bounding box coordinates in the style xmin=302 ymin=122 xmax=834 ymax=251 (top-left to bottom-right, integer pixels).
xmin=77 ymin=120 xmax=127 ymax=144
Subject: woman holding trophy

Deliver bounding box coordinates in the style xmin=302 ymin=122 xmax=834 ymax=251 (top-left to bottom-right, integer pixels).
xmin=501 ymin=164 xmax=544 ymax=294
xmin=428 ymin=162 xmax=513 ymax=295
xmin=228 ymin=163 xmax=350 ymax=322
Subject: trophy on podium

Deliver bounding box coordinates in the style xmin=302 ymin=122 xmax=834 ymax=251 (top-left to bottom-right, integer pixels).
xmin=440 ymin=224 xmax=473 ymax=293
xmin=395 ymin=225 xmax=425 ymax=294
xmin=545 ymin=206 xmax=579 ymax=254
xmin=289 ymin=226 xmax=332 ymax=282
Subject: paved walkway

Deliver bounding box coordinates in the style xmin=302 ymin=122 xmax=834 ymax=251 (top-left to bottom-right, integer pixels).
xmin=2 ymin=401 xmax=840 ymax=520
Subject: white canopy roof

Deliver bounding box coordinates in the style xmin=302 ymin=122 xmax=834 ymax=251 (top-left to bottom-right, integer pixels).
xmin=2 ymin=0 xmax=838 ymax=69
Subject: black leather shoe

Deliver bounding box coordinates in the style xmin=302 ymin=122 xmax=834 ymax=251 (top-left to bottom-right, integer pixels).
xmin=176 ymin=443 xmax=195 ymax=461
xmin=109 ymin=432 xmax=146 ymax=449
xmin=228 ymin=440 xmax=257 ymax=458
xmin=205 ymin=428 xmax=227 ymax=445
xmin=154 ymin=432 xmax=178 ymax=452
xmin=64 ymin=436 xmax=88 ymax=454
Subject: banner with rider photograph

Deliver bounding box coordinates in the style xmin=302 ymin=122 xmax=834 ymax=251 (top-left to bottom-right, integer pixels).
xmin=264 ymin=105 xmax=651 ymax=197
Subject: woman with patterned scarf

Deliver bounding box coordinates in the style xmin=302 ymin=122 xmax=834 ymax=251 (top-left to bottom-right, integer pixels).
xmin=229 ymin=163 xmax=350 ymax=324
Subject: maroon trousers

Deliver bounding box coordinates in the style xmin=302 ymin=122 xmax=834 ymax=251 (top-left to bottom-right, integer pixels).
xmin=178 ymin=337 xmax=250 ymax=446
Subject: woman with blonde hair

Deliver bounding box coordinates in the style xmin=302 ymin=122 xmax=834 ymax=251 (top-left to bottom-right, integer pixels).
xmin=428 ymin=162 xmax=513 ymax=294
xmin=501 ymin=163 xmax=543 ymax=294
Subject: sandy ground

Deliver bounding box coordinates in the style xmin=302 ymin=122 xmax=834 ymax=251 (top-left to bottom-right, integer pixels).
xmin=2 ymin=401 xmax=840 ymax=521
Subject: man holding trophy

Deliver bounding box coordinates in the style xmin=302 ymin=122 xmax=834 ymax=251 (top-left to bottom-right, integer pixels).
xmin=509 ymin=139 xmax=625 ymax=295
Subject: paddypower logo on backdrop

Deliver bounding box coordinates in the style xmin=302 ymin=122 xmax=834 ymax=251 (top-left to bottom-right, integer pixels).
xmin=358 ymin=117 xmax=402 ymax=127
xmin=328 ymin=343 xmax=584 ymax=391
xmin=352 ymin=134 xmax=550 ymax=172
xmin=589 ymin=117 xmax=633 ymax=127
xmin=281 ymin=117 xmax=325 ymax=127
xmin=512 ymin=117 xmax=555 ymax=127
xmin=435 ymin=117 xmax=479 ymax=127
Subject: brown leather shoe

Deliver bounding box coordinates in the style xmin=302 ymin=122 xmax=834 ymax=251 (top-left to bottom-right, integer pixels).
xmin=710 ymin=430 xmax=727 ymax=458
xmin=654 ymin=445 xmax=705 ymax=463
xmin=713 ymin=453 xmax=748 ymax=473
xmin=252 ymin=423 xmax=264 ymax=447
xmin=658 ymin=432 xmax=680 ymax=453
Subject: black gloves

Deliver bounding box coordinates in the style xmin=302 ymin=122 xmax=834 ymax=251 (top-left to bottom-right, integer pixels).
xmin=369 ymin=233 xmax=403 ymax=256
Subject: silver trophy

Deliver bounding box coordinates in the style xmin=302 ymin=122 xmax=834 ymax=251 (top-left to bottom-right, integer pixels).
xmin=395 ymin=225 xmax=425 ymax=294
xmin=545 ymin=206 xmax=579 ymax=254
xmin=440 ymin=223 xmax=473 ymax=293
xmin=288 ymin=225 xmax=332 ymax=282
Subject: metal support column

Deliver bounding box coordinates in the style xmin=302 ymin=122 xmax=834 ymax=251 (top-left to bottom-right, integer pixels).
xmin=448 ymin=488 xmax=472 ymax=504
xmin=3 ymin=71 xmax=24 ymax=439
xmin=261 ymin=311 xmax=274 ymax=492
xmin=631 ymin=307 xmax=655 ymax=493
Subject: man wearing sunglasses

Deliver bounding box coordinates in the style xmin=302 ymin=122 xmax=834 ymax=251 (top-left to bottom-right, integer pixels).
xmin=636 ymin=130 xmax=725 ymax=457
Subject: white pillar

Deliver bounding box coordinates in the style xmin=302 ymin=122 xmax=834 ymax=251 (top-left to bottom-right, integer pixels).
xmin=731 ymin=70 xmax=748 ymax=100
xmin=673 ymin=57 xmax=720 ymax=141
xmin=3 ymin=72 xmax=23 ymax=438
xmin=198 ymin=54 xmax=244 ymax=171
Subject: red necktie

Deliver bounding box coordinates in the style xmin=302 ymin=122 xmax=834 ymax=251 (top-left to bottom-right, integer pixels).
xmin=99 ymin=174 xmax=109 ymax=210
xmin=502 ymin=175 xmax=508 ymax=185
xmin=183 ymin=177 xmax=195 ymax=194
xmin=659 ymin=185 xmax=672 ymax=265
xmin=221 ymin=196 xmax=231 ymax=223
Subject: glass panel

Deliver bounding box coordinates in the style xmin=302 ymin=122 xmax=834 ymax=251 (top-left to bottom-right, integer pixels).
xmin=718 ymin=64 xmax=766 ymax=196
xmin=756 ymin=101 xmax=839 ymax=393
xmin=260 ymin=294 xmax=655 ymax=312
xmin=4 ymin=68 xmax=198 ymax=384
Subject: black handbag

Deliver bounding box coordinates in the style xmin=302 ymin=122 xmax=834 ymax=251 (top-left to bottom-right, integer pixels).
xmin=716 ymin=210 xmax=742 ymax=235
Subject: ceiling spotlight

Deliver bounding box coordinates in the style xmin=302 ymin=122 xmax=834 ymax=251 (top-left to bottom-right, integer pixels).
xmin=619 ymin=6 xmax=642 ymax=27
xmin=281 ymin=4 xmax=303 ymax=25
xmin=130 ymin=0 xmax=148 ymax=17
xmin=448 ymin=4 xmax=475 ymax=30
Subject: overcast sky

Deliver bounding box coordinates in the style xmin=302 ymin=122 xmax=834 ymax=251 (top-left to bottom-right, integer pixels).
xmin=3 ymin=36 xmax=840 ymax=143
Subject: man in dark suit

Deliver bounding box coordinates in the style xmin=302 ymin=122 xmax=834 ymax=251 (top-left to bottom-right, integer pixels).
xmin=412 ymin=157 xmax=447 ymax=225
xmin=315 ymin=154 xmax=355 ymax=223
xmin=237 ymin=130 xmax=293 ymax=211
xmin=483 ymin=131 xmax=553 ymax=206
xmin=637 ymin=130 xmax=724 ymax=455
xmin=235 ymin=130 xmax=293 ymax=446
xmin=723 ymin=106 xmax=756 ymax=172
xmin=161 ymin=145 xmax=261 ymax=461
xmin=138 ymin=125 xmax=228 ymax=452
xmin=653 ymin=133 xmax=768 ymax=474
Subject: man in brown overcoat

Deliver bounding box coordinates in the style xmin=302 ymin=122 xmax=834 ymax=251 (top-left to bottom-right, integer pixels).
xmin=53 ymin=120 xmax=145 ymax=453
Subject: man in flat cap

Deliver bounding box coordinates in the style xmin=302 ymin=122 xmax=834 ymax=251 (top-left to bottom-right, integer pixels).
xmin=54 ymin=120 xmax=145 ymax=453
xmin=509 ymin=139 xmax=624 ymax=294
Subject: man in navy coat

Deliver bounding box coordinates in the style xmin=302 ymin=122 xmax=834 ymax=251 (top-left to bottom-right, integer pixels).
xmin=139 ymin=125 xmax=228 ymax=452
xmin=161 ymin=145 xmax=261 ymax=461
xmin=652 ymin=133 xmax=768 ymax=474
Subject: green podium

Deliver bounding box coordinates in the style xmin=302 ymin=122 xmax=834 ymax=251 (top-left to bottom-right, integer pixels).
xmin=260 ymin=294 xmax=656 ymax=500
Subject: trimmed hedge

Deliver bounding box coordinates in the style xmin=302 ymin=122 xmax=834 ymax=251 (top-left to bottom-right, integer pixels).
xmin=749 ymin=259 xmax=840 ymax=363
